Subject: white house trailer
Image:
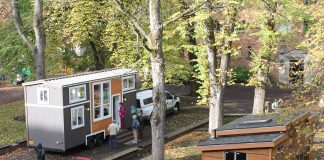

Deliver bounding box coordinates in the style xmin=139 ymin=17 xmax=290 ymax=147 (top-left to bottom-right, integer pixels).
xmin=23 ymin=68 xmax=137 ymax=152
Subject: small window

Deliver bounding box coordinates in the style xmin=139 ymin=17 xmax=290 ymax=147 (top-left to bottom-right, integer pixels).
xmin=71 ymin=106 xmax=84 ymax=129
xmin=122 ymin=76 xmax=135 ymax=91
xmin=247 ymin=46 xmax=253 ymax=59
xmin=37 ymin=87 xmax=49 ymax=104
xmin=143 ymin=98 xmax=153 ymax=105
xmin=69 ymin=85 xmax=86 ymax=103
xmin=225 ymin=151 xmax=247 ymax=160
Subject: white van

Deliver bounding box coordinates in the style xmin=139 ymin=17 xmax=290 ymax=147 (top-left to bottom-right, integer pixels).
xmin=136 ymin=90 xmax=180 ymax=120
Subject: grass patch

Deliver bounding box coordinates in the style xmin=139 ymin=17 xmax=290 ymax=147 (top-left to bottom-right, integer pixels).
xmin=0 ymin=101 xmax=26 ymax=146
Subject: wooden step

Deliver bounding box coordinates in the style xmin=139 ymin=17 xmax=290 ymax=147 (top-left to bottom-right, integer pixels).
xmin=116 ymin=131 xmax=133 ymax=143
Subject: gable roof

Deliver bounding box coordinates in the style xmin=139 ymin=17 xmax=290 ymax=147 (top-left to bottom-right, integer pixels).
xmin=23 ymin=68 xmax=136 ymax=87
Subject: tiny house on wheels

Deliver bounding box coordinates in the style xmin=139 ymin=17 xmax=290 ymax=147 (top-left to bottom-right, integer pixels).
xmin=23 ymin=68 xmax=137 ymax=152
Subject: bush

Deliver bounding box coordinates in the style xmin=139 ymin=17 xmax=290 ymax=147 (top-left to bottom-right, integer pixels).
xmin=232 ymin=67 xmax=250 ymax=84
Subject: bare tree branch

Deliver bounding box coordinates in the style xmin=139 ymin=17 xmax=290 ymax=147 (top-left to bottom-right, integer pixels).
xmin=260 ymin=0 xmax=287 ymax=18
xmin=12 ymin=0 xmax=36 ymax=56
xmin=163 ymin=1 xmax=207 ymax=27
xmin=113 ymin=0 xmax=150 ymax=40
xmin=131 ymin=25 xmax=152 ymax=52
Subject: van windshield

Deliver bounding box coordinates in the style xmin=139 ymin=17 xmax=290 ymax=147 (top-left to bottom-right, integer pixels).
xmin=143 ymin=98 xmax=153 ymax=105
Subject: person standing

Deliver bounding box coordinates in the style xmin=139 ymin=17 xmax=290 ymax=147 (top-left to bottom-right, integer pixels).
xmin=119 ymin=102 xmax=126 ymax=131
xmin=137 ymin=110 xmax=144 ymax=140
xmin=108 ymin=120 xmax=119 ymax=151
xmin=132 ymin=115 xmax=140 ymax=143
xmin=35 ymin=143 xmax=45 ymax=160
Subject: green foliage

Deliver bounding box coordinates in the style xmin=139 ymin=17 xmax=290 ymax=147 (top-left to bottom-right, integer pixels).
xmin=0 ymin=101 xmax=26 ymax=146
xmin=0 ymin=0 xmax=34 ymax=82
xmin=232 ymin=67 xmax=250 ymax=84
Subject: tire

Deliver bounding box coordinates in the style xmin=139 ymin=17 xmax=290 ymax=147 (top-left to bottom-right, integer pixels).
xmin=86 ymin=137 xmax=96 ymax=149
xmin=95 ymin=134 xmax=104 ymax=146
xmin=173 ymin=103 xmax=180 ymax=114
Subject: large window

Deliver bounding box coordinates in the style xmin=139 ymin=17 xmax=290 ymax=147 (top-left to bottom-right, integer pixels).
xmin=69 ymin=85 xmax=86 ymax=103
xmin=93 ymin=81 xmax=111 ymax=121
xmin=37 ymin=87 xmax=49 ymax=104
xmin=122 ymin=76 xmax=135 ymax=91
xmin=71 ymin=106 xmax=84 ymax=129
xmin=225 ymin=151 xmax=247 ymax=160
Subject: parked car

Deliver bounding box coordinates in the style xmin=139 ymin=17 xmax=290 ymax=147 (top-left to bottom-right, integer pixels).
xmin=136 ymin=90 xmax=180 ymax=121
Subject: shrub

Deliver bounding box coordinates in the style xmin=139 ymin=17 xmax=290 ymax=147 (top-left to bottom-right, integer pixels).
xmin=232 ymin=67 xmax=250 ymax=84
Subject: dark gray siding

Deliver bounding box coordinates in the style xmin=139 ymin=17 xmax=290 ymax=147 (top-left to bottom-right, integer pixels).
xmin=63 ymin=102 xmax=91 ymax=150
xmin=27 ymin=106 xmax=65 ymax=151
xmin=63 ymin=83 xmax=89 ymax=106
xmin=123 ymin=91 xmax=136 ymax=129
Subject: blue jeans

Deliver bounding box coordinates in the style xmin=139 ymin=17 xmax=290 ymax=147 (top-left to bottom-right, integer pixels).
xmin=108 ymin=135 xmax=117 ymax=151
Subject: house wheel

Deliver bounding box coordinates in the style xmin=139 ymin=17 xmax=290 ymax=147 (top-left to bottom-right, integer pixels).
xmin=95 ymin=134 xmax=104 ymax=146
xmin=86 ymin=137 xmax=96 ymax=149
xmin=173 ymin=103 xmax=180 ymax=114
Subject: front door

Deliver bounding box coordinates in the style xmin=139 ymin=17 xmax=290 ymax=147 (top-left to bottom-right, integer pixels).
xmin=112 ymin=94 xmax=121 ymax=127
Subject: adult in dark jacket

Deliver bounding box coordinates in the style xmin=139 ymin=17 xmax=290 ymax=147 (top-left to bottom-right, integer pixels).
xmin=137 ymin=110 xmax=144 ymax=140
xmin=35 ymin=143 xmax=45 ymax=160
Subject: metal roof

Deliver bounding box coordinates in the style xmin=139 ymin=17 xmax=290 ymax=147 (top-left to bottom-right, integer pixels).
xmin=23 ymin=68 xmax=136 ymax=87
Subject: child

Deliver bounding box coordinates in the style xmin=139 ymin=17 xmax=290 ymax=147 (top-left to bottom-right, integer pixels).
xmin=131 ymin=115 xmax=140 ymax=143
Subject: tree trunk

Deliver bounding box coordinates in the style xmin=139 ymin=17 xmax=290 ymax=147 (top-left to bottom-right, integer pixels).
xmin=89 ymin=41 xmax=104 ymax=70
xmin=252 ymin=2 xmax=276 ymax=115
xmin=149 ymin=0 xmax=165 ymax=160
xmin=252 ymin=70 xmax=266 ymax=114
xmin=33 ymin=0 xmax=45 ymax=80
xmin=12 ymin=0 xmax=45 ymax=80
xmin=204 ymin=0 xmax=219 ymax=138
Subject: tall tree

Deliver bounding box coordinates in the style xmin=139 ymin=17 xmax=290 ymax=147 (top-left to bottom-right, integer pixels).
xmin=114 ymin=0 xmax=203 ymax=159
xmin=12 ymin=0 xmax=45 ymax=80
xmin=251 ymin=0 xmax=278 ymax=114
xmin=194 ymin=0 xmax=241 ymax=137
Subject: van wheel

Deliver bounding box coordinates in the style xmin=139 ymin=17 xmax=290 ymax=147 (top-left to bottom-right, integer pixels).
xmin=173 ymin=103 xmax=180 ymax=114
xmin=95 ymin=134 xmax=104 ymax=146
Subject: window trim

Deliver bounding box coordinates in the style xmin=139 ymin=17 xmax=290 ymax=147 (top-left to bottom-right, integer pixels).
xmin=71 ymin=105 xmax=85 ymax=130
xmin=69 ymin=84 xmax=87 ymax=104
xmin=122 ymin=75 xmax=135 ymax=91
xmin=37 ymin=87 xmax=49 ymax=104
xmin=93 ymin=81 xmax=112 ymax=122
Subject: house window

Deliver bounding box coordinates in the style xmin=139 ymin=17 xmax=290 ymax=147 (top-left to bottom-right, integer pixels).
xmin=93 ymin=81 xmax=111 ymax=121
xmin=37 ymin=87 xmax=49 ymax=104
xmin=71 ymin=106 xmax=84 ymax=129
xmin=123 ymin=76 xmax=135 ymax=91
xmin=225 ymin=151 xmax=247 ymax=160
xmin=69 ymin=85 xmax=86 ymax=103
xmin=247 ymin=46 xmax=253 ymax=59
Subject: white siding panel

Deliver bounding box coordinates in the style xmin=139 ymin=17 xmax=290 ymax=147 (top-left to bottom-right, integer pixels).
xmin=27 ymin=106 xmax=65 ymax=151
